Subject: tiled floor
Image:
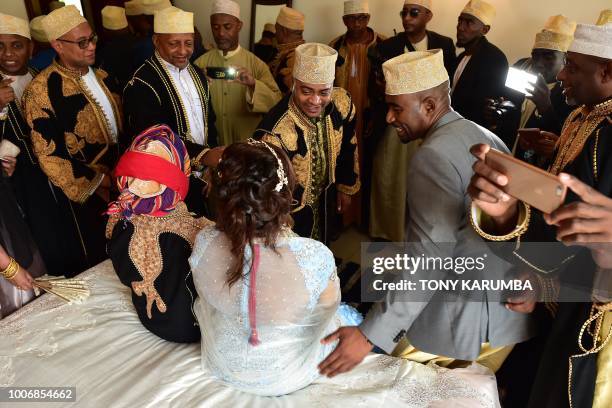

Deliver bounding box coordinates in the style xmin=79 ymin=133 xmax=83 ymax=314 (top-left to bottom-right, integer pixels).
xmin=329 ymin=226 xmax=371 ymax=265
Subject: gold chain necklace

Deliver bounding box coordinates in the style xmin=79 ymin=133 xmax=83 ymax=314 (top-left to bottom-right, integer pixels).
xmin=549 ymin=98 xmax=612 ymax=175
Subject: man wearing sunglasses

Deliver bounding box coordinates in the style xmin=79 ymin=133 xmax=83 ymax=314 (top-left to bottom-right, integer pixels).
xmin=450 ymin=0 xmax=508 ymax=130
xmin=369 ymin=0 xmax=455 ymax=242
xmin=23 ymin=6 xmax=123 ymax=278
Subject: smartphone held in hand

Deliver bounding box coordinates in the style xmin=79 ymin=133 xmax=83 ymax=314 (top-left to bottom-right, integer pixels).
xmin=505 ymin=67 xmax=537 ymax=95
xmin=484 ymin=148 xmax=567 ymax=214
xmin=206 ymin=66 xmax=238 ymax=80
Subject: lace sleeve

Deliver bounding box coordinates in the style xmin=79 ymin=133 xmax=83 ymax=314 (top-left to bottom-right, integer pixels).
xmin=188 ymin=225 xmax=219 ymax=272
xmin=289 ymin=238 xmax=337 ymax=310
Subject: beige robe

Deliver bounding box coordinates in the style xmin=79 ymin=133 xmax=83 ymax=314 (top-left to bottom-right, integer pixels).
xmin=369 ymin=126 xmax=421 ymax=242
xmin=194 ymin=47 xmax=282 ymax=146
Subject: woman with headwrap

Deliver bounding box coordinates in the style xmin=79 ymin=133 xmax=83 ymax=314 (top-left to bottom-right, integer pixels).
xmin=106 ymin=124 xmax=212 ymax=343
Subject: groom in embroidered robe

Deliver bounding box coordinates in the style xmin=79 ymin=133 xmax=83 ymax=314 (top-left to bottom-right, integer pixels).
xmin=123 ymin=6 xmax=221 ymax=216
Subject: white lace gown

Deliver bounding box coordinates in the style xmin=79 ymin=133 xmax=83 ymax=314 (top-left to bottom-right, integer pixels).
xmin=190 ymin=226 xmax=501 ymax=406
xmin=1 ymin=260 xmax=501 ymax=407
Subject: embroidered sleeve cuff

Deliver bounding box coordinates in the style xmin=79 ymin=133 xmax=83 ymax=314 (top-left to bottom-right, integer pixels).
xmin=470 ymin=201 xmax=531 ymax=242
xmin=79 ymin=172 xmax=105 ymax=203
xmin=194 ymin=147 xmax=211 ymax=167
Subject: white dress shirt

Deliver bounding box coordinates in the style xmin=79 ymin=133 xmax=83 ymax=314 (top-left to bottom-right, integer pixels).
xmin=451 ymin=55 xmax=472 ymax=95
xmin=82 ymin=67 xmax=119 ymax=142
xmin=0 ymin=72 xmax=33 ymax=118
xmin=159 ymin=57 xmax=206 ymax=146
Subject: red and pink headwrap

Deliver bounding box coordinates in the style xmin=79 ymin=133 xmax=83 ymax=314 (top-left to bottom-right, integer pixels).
xmin=106 ymin=124 xmax=191 ymax=218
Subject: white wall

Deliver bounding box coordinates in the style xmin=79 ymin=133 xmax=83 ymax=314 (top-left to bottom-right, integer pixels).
xmin=0 ymin=0 xmax=29 ymax=20
xmin=176 ymin=0 xmax=610 ymax=64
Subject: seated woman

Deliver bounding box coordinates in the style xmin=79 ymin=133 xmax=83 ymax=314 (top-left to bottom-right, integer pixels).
xmin=106 ymin=125 xmax=211 ymax=343
xmin=189 ymin=140 xmax=362 ymax=396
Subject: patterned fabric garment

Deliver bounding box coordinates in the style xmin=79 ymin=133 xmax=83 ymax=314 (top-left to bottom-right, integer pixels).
xmin=107 ymin=124 xmax=191 ymax=218
xmin=254 ymin=89 xmax=360 ymax=240
xmin=23 ymin=60 xmax=122 ymax=204
xmin=189 ymin=225 xmax=362 ymax=396
xmin=106 ymin=126 xmax=212 ymax=342
xmin=21 ymin=61 xmax=122 ymax=276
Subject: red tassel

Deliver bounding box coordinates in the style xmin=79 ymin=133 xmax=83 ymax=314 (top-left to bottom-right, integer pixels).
xmin=248 ymin=329 xmax=261 ymax=346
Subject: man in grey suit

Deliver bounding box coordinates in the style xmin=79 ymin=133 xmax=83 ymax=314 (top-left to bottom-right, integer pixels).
xmin=319 ymin=50 xmax=534 ymax=377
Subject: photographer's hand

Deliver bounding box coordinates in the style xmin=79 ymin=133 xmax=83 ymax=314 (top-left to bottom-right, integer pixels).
xmin=527 ymin=74 xmax=552 ymax=115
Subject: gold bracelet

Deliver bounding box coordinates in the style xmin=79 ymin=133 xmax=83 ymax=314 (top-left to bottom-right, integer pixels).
xmin=470 ymin=201 xmax=531 ymax=242
xmin=1 ymin=257 xmax=20 ymax=280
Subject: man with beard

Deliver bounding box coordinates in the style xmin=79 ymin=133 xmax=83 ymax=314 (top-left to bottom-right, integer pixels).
xmin=255 ymin=43 xmax=360 ymax=243
xmin=329 ymin=0 xmax=386 ymax=226
xmin=450 ymin=0 xmax=508 ymax=129
xmin=467 ymin=21 xmax=612 ymax=407
xmin=318 ymin=49 xmax=532 ymax=377
xmin=487 ymin=15 xmax=576 ymax=165
xmin=194 ymin=0 xmax=281 ymax=146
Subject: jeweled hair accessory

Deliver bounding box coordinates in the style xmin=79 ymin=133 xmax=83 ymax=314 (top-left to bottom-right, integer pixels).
xmin=247 ymin=138 xmax=288 ymax=192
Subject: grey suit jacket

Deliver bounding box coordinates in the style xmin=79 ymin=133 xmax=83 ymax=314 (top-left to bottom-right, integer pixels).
xmin=360 ymin=110 xmax=535 ymax=360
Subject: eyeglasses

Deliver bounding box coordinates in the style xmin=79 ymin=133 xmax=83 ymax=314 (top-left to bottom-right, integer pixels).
xmin=400 ymin=8 xmax=422 ymax=18
xmin=57 ymin=33 xmax=98 ymax=49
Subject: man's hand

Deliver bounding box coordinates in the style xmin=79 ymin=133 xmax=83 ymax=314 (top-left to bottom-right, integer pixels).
xmin=527 ymin=74 xmax=552 ymax=115
xmin=318 ymin=326 xmax=373 ymax=378
xmin=337 ymin=192 xmax=351 ymax=214
xmin=200 ymin=146 xmax=226 ymax=168
xmin=233 ymin=67 xmax=256 ymax=89
xmin=519 ymin=130 xmax=558 ymax=159
xmin=544 ymin=173 xmax=612 ymax=268
xmin=0 ymin=156 xmax=17 ymax=177
xmin=0 ymin=78 xmax=15 ymax=110
xmin=505 ymin=270 xmax=540 ymax=314
xmin=467 ymin=144 xmax=519 ymax=228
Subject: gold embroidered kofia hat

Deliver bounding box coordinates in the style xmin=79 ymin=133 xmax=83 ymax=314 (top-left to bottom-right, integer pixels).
xmin=29 ymin=16 xmax=47 ymax=42
xmin=142 ymin=0 xmax=172 ymax=16
xmin=0 ymin=13 xmax=31 ymax=39
xmin=211 ymin=0 xmax=241 ymax=20
xmin=125 ymin=0 xmax=145 ymax=17
xmin=596 ymin=9 xmax=612 ymax=25
xmin=42 ymin=5 xmax=87 ymax=41
xmin=154 ymin=6 xmax=194 ymax=34
xmin=568 ymin=23 xmax=612 ymax=60
xmin=102 ymin=6 xmax=128 ymax=31
xmin=533 ymin=15 xmax=576 ymax=53
xmin=293 ymin=43 xmax=338 ymax=85
xmin=383 ymin=49 xmax=449 ymax=95
xmin=344 ymin=1 xmax=369 ymax=16
xmin=276 ymin=6 xmax=304 ymax=31
xmin=461 ymin=0 xmax=495 ymax=26
xmin=404 ymin=0 xmax=432 ymax=11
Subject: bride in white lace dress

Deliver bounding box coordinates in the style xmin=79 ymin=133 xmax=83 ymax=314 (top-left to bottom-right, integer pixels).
xmin=189 ymin=140 xmax=500 ymax=406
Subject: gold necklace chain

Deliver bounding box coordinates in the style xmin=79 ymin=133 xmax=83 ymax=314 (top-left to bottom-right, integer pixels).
xmin=550 ymin=99 xmax=612 ymax=175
